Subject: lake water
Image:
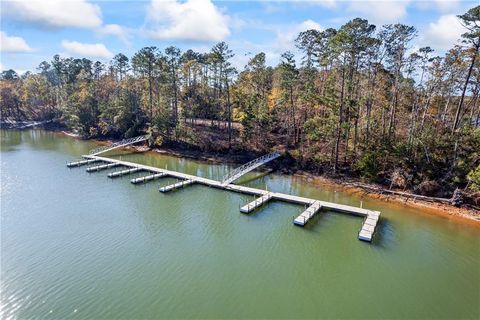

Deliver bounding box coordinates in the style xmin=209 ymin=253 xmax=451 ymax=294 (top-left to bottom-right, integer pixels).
xmin=1 ymin=129 xmax=479 ymax=319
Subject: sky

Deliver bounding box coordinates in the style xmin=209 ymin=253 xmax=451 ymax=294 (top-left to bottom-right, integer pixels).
xmin=0 ymin=0 xmax=477 ymax=74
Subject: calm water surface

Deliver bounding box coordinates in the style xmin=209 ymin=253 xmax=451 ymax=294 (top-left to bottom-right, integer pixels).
xmin=1 ymin=129 xmax=479 ymax=319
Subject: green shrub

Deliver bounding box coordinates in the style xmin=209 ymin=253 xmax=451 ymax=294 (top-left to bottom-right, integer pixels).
xmin=467 ymin=165 xmax=480 ymax=192
xmin=356 ymin=152 xmax=379 ymax=180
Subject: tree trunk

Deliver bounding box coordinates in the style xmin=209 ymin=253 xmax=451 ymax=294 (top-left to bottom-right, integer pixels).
xmin=442 ymin=94 xmax=451 ymax=125
xmin=365 ymin=65 xmax=377 ymax=146
xmin=226 ymin=79 xmax=232 ymax=150
xmin=334 ymin=62 xmax=346 ymax=173
xmin=173 ymin=67 xmax=178 ymax=126
xmin=388 ymin=72 xmax=399 ymax=142
xmin=290 ymin=86 xmax=296 ymax=146
xmin=148 ymin=72 xmax=153 ymax=121
xmin=453 ymin=43 xmax=478 ymax=131
xmin=419 ymin=85 xmax=435 ymax=133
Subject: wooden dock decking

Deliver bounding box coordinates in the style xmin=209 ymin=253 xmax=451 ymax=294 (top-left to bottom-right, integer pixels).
xmin=73 ymin=154 xmax=380 ymax=242
xmin=240 ymin=192 xmax=273 ymax=213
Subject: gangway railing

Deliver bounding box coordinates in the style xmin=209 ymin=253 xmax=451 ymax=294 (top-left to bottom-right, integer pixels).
xmin=89 ymin=135 xmax=149 ymax=156
xmin=221 ymin=152 xmax=280 ymax=186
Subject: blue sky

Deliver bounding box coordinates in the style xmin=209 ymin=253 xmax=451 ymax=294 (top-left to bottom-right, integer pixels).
xmin=0 ymin=0 xmax=477 ymax=73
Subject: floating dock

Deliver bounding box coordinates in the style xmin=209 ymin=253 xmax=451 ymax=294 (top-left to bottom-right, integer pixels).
xmin=131 ymin=173 xmax=167 ymax=184
xmin=70 ymin=154 xmax=380 ymax=242
xmin=240 ymin=192 xmax=273 ymax=213
xmin=159 ymin=179 xmax=195 ymax=193
xmin=108 ymin=167 xmax=142 ymax=178
xmin=67 ymin=159 xmax=99 ymax=167
xmin=86 ymin=163 xmax=120 ymax=172
xmin=293 ymin=201 xmax=322 ymax=226
xmin=358 ymin=211 xmax=380 ymax=242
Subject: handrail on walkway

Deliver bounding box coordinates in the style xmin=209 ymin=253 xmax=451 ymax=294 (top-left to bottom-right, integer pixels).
xmin=221 ymin=152 xmax=280 ymax=186
xmin=89 ymin=135 xmax=149 ymax=156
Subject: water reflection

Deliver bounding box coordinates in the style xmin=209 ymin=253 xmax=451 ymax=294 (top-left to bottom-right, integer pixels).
xmin=1 ymin=129 xmax=479 ymax=319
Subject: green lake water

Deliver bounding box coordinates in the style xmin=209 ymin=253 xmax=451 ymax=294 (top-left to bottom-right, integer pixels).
xmin=1 ymin=129 xmax=479 ymax=319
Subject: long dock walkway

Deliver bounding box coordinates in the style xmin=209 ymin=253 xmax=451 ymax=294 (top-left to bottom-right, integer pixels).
xmin=76 ymin=154 xmax=380 ymax=242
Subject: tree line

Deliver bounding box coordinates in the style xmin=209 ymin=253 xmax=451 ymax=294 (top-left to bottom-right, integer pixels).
xmin=1 ymin=6 xmax=479 ymax=198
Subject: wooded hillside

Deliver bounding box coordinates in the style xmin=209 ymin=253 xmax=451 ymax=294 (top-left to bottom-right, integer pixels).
xmin=1 ymin=6 xmax=479 ymax=199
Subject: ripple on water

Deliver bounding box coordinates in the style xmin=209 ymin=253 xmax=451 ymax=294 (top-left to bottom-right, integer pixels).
xmin=1 ymin=129 xmax=479 ymax=319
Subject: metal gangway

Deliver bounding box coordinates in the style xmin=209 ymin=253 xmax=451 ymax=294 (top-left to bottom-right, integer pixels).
xmin=221 ymin=152 xmax=280 ymax=186
xmin=89 ymin=135 xmax=149 ymax=156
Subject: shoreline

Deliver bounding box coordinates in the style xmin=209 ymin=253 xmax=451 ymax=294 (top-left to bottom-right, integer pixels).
xmin=298 ymin=173 xmax=480 ymax=226
xmin=58 ymin=130 xmax=480 ymax=224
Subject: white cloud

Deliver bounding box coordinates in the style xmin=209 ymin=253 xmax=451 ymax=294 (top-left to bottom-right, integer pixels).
xmin=415 ymin=0 xmax=460 ymax=13
xmin=295 ymin=0 xmax=337 ymax=9
xmin=347 ymin=0 xmax=411 ymax=24
xmin=229 ymin=40 xmax=282 ymax=67
xmin=229 ymin=20 xmax=322 ymax=68
xmin=274 ymin=19 xmax=323 ymax=51
xmin=97 ymin=24 xmax=131 ymax=45
xmin=433 ymin=0 xmax=458 ymax=12
xmin=0 ymin=31 xmax=33 ymax=53
xmin=298 ymin=19 xmax=322 ymax=31
xmin=423 ymin=14 xmax=466 ymax=50
xmin=61 ymin=40 xmax=113 ymax=59
xmin=314 ymin=0 xmax=337 ymax=8
xmin=0 ymin=64 xmax=29 ymax=75
xmin=262 ymin=3 xmax=284 ymax=14
xmin=3 ymin=0 xmax=102 ymax=29
xmin=145 ymin=0 xmax=230 ymax=41
xmin=223 ymin=19 xmax=323 ymax=68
